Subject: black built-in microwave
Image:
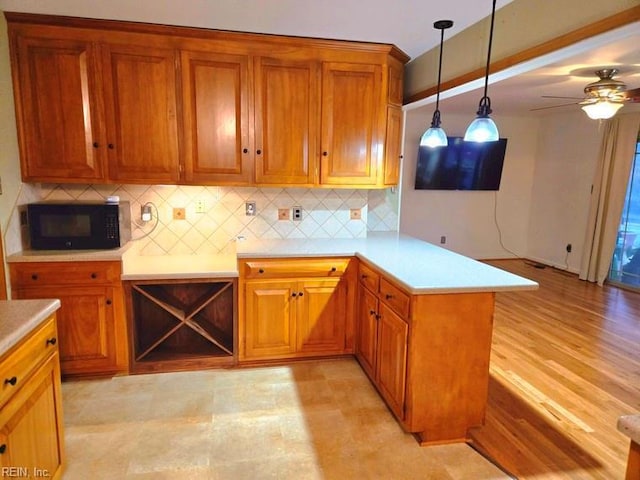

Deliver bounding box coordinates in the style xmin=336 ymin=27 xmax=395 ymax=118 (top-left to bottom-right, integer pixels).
xmin=27 ymin=201 xmax=131 ymax=250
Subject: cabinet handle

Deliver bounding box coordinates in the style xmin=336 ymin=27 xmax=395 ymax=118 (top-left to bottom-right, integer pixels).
xmin=385 ymin=294 xmax=393 ymax=300
xmin=31 ymin=274 xmax=39 ymax=281
xmin=291 ymin=292 xmax=297 ymax=297
xmin=106 ymin=299 xmax=112 ymax=305
xmin=256 ymin=149 xmax=262 ymax=155
xmin=93 ymin=141 xmax=100 ymax=148
xmin=369 ymin=309 xmax=376 ymax=316
xmin=322 ymin=151 xmax=328 ymax=156
xmin=0 ymin=444 xmax=5 ymax=454
xmin=4 ymin=376 xmax=17 ymax=386
xmin=46 ymin=337 xmax=57 ymax=346
xmin=108 ymin=143 xmax=115 ymax=149
xmin=91 ymin=273 xmax=97 ymax=279
xmin=243 ymin=148 xmax=248 ymax=154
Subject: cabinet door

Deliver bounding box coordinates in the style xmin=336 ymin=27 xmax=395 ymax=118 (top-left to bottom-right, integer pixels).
xmin=296 ymin=278 xmax=346 ymax=355
xmin=384 ymin=106 xmax=403 ymax=186
xmin=102 ymin=44 xmax=180 ymax=183
xmin=355 ymin=285 xmax=379 ymax=380
xmin=376 ymin=302 xmax=408 ymax=420
xmin=13 ymin=36 xmax=105 ymax=182
xmin=181 ymin=51 xmax=253 ymax=184
xmin=16 ymin=287 xmax=119 ymax=376
xmin=244 ymin=280 xmax=297 ymax=359
xmin=0 ymin=355 xmax=64 ymax=479
xmin=320 ymin=62 xmax=382 ymax=186
xmin=254 ymin=57 xmax=320 ymax=185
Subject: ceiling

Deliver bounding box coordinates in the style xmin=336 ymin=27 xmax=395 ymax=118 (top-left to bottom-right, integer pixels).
xmin=0 ymin=0 xmax=513 ymax=60
xmin=1 ymin=0 xmax=637 ymax=118
xmin=428 ymin=20 xmax=640 ymax=117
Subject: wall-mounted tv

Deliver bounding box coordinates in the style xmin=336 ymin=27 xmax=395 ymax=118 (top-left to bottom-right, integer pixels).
xmin=414 ymin=137 xmax=508 ymax=191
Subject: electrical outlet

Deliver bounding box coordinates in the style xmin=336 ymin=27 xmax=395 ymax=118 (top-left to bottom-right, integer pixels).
xmin=292 ymin=206 xmax=302 ymax=221
xmin=440 ymin=235 xmax=446 ymax=244
xmin=350 ymin=208 xmax=362 ymax=220
xmin=173 ymin=207 xmax=186 ymax=220
xmin=245 ymin=202 xmax=256 ymax=216
xmin=195 ymin=199 xmax=206 ymax=214
xmin=278 ymin=208 xmax=290 ymax=220
xmin=566 ymin=243 xmax=572 ymax=253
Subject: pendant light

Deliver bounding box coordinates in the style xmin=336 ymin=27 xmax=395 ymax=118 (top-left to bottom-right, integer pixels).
xmin=464 ymin=0 xmax=499 ymax=143
xmin=420 ymin=20 xmax=454 ymax=148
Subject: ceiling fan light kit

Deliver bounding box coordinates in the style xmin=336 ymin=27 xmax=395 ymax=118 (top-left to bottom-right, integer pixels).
xmin=581 ymin=100 xmax=625 ymax=120
xmin=420 ymin=19 xmax=453 ymax=148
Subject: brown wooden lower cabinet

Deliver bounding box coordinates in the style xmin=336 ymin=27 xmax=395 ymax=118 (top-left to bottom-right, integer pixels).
xmin=0 ymin=314 xmax=65 ymax=480
xmin=238 ymin=257 xmax=355 ymax=362
xmin=355 ymin=259 xmax=495 ymax=445
xmin=9 ymin=261 xmax=128 ymax=377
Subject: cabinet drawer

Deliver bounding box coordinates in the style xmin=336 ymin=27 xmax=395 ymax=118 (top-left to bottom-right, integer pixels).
xmin=0 ymin=315 xmax=58 ymax=409
xmin=380 ymin=277 xmax=410 ymax=318
xmin=11 ymin=261 xmax=121 ymax=287
xmin=242 ymin=258 xmax=350 ymax=279
xmin=358 ymin=262 xmax=380 ymax=292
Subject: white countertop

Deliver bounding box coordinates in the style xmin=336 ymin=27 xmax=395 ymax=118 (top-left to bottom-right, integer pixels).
xmin=0 ymin=299 xmax=61 ymax=358
xmin=121 ymin=253 xmax=238 ymax=280
xmin=6 ymin=244 xmax=132 ymax=263
xmin=236 ymin=232 xmax=538 ymax=294
xmin=8 ymin=233 xmax=538 ymax=294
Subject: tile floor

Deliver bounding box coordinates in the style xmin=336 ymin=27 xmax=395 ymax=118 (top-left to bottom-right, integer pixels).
xmin=61 ymin=358 xmax=511 ymax=479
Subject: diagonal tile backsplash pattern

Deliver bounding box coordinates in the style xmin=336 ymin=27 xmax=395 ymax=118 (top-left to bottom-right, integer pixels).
xmin=5 ymin=184 xmax=399 ymax=256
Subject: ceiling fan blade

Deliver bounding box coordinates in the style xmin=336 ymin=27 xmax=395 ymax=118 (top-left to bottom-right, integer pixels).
xmin=622 ymin=87 xmax=640 ymax=102
xmin=541 ymin=95 xmax=584 ymax=100
xmin=530 ymin=102 xmax=579 ymax=112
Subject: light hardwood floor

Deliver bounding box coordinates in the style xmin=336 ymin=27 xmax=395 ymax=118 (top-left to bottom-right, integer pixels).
xmin=472 ymin=259 xmax=640 ymax=479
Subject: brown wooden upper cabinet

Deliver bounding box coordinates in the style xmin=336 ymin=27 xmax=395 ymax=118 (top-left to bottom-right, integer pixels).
xmin=6 ymin=13 xmax=409 ymax=188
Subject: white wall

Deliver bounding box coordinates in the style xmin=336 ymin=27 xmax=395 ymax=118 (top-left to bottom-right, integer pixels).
xmin=399 ymin=109 xmax=539 ymax=259
xmin=526 ymin=111 xmax=602 ymax=271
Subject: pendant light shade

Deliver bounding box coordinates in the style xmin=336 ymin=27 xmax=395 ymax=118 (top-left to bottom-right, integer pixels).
xmin=420 ymin=20 xmax=453 ymax=148
xmin=464 ymin=0 xmax=499 ymax=143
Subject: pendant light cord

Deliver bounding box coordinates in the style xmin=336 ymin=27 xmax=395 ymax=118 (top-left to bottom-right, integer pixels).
xmin=435 ymin=26 xmax=445 ymax=114
xmin=479 ymin=0 xmax=497 ymax=111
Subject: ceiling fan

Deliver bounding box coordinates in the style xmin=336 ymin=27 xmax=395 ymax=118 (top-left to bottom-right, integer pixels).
xmin=532 ymin=68 xmax=640 ymax=119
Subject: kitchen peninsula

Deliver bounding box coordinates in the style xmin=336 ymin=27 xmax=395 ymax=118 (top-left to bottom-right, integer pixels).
xmin=8 ymin=232 xmax=537 ymax=445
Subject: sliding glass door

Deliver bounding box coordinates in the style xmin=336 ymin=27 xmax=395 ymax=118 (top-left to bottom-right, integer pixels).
xmin=609 ymin=139 xmax=640 ymax=288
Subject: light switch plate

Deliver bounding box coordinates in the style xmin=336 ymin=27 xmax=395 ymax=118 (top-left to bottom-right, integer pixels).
xmin=350 ymin=208 xmax=362 ymax=220
xmin=278 ymin=208 xmax=290 ymax=220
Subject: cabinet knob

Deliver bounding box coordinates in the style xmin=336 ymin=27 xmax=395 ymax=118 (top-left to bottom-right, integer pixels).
xmin=256 ymin=149 xmax=262 ymax=155
xmin=369 ymin=309 xmax=376 ymax=316
xmin=4 ymin=376 xmax=17 ymax=386
xmin=331 ymin=267 xmax=337 ymax=272
xmin=46 ymin=337 xmax=57 ymax=346
xmin=291 ymin=292 xmax=297 ymax=297
xmin=91 ymin=273 xmax=98 ymax=279
xmin=399 ymin=154 xmax=404 ymax=159
xmin=385 ymin=294 xmax=393 ymax=300
xmin=298 ymin=292 xmax=304 ymax=297
xmin=361 ymin=274 xmax=368 ymax=279
xmin=0 ymin=444 xmax=5 ymax=454
xmin=258 ymin=269 xmax=264 ymax=274
xmin=108 ymin=143 xmax=115 ymax=149
xmin=322 ymin=151 xmax=328 ymax=156
xmin=243 ymin=148 xmax=248 ymax=154
xmin=31 ymin=274 xmax=39 ymax=281
xmin=93 ymin=141 xmax=100 ymax=148
xmin=106 ymin=299 xmax=112 ymax=305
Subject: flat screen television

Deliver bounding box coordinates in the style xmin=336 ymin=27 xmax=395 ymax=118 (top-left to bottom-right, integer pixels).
xmin=414 ymin=136 xmax=508 ymax=191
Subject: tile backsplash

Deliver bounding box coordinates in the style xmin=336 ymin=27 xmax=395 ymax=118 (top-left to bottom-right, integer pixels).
xmin=5 ymin=184 xmax=399 ymax=256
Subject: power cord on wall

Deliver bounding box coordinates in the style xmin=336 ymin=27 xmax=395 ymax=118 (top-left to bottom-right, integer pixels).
xmin=493 ymin=191 xmax=521 ymax=259
xmin=130 ymin=201 xmax=160 ymax=241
